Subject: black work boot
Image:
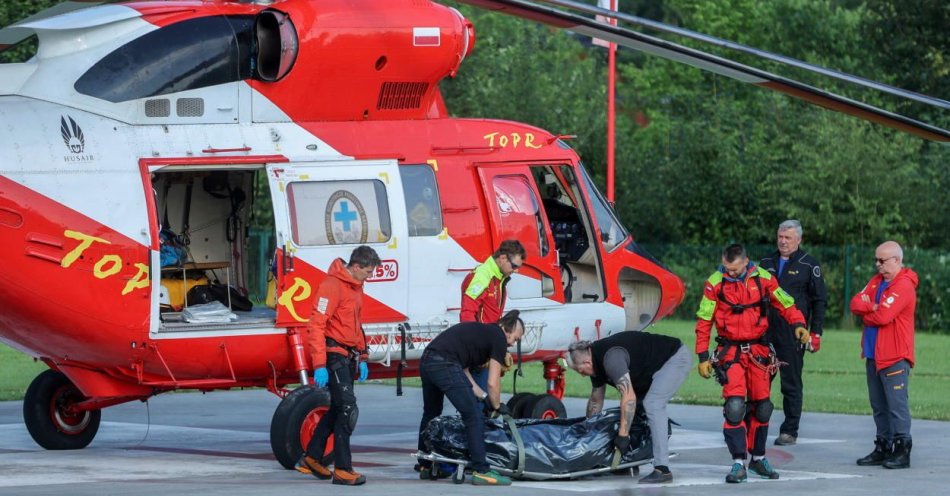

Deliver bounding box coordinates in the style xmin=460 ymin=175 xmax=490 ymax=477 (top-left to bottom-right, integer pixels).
xmin=883 ymin=438 xmax=912 ymax=469
xmin=856 ymin=437 xmax=892 ymax=466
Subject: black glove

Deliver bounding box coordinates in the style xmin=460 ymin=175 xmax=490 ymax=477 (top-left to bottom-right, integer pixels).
xmin=495 ymin=403 xmax=511 ymax=417
xmin=613 ymin=434 xmax=631 ymax=453
xmin=482 ymin=400 xmax=495 ymax=418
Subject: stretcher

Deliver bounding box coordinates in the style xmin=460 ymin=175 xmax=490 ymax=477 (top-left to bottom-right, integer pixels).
xmin=416 ymin=408 xmax=670 ymax=482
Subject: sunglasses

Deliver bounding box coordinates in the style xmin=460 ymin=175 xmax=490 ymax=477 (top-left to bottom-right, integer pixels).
xmin=509 ymin=258 xmax=522 ymax=271
xmin=874 ymin=256 xmax=897 ymax=265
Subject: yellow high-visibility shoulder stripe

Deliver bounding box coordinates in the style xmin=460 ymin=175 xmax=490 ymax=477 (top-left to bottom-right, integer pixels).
xmin=773 ymin=286 xmax=795 ymax=308
xmin=696 ymin=296 xmax=716 ymax=321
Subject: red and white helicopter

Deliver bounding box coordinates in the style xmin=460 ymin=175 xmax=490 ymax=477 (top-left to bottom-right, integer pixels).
xmin=0 ymin=0 xmax=946 ymax=469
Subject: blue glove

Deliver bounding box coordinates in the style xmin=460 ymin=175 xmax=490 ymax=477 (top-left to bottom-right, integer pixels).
xmin=358 ymin=362 xmax=369 ymax=382
xmin=313 ymin=367 xmax=329 ymax=388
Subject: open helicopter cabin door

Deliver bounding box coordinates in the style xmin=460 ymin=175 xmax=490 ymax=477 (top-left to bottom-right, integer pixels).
xmin=267 ymin=161 xmax=409 ymax=328
xmin=476 ymin=165 xmax=561 ymax=302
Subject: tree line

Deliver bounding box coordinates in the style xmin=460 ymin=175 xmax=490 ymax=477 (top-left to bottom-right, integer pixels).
xmin=442 ymin=0 xmax=949 ymax=249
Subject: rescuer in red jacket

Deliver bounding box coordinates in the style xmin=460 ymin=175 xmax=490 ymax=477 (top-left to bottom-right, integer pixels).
xmin=850 ymin=240 xmax=918 ymax=470
xmin=459 ymin=239 xmax=526 ymax=393
xmin=459 ymin=239 xmax=526 ymax=323
xmin=695 ymin=244 xmax=807 ymax=483
xmin=297 ymin=246 xmax=380 ymax=486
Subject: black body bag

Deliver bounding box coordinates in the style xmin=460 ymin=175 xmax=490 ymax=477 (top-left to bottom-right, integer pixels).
xmin=422 ymin=407 xmax=653 ymax=476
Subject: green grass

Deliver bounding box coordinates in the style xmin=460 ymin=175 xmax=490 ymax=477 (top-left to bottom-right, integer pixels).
xmin=0 ymin=344 xmax=48 ymax=401
xmin=384 ymin=319 xmax=950 ymax=421
xmin=4 ymin=319 xmax=949 ymax=420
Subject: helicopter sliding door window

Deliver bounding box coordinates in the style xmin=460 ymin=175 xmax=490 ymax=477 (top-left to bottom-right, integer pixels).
xmin=490 ymin=175 xmax=548 ymax=257
xmin=285 ymin=180 xmax=392 ymax=245
xmin=398 ymin=165 xmax=443 ymax=236
xmin=266 ymin=161 xmax=408 ymax=330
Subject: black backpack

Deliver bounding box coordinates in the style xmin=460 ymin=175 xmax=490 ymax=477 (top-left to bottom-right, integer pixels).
xmin=186 ymin=284 xmax=253 ymax=312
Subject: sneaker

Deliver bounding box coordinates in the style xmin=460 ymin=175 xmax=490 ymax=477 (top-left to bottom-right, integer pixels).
xmin=638 ymin=468 xmax=673 ymax=484
xmin=295 ymin=455 xmax=332 ymax=480
xmin=725 ymin=463 xmax=747 ymax=483
xmin=332 ymin=468 xmax=367 ymax=486
xmin=471 ymin=469 xmax=512 ymax=486
xmin=774 ymin=433 xmax=797 ymax=446
xmin=749 ymin=458 xmax=780 ymax=479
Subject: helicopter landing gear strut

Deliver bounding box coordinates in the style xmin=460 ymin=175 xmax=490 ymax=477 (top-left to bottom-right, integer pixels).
xmin=270 ymin=385 xmax=335 ymax=469
xmin=23 ymin=370 xmax=101 ymax=450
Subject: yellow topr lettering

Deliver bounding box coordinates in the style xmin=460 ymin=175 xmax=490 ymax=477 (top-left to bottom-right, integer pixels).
xmin=484 ymin=132 xmax=543 ymax=149
xmin=93 ymin=254 xmax=122 ymax=278
xmin=278 ymin=277 xmax=313 ymax=322
xmin=525 ymin=133 xmax=542 ymax=149
xmin=62 ymin=230 xmax=110 ymax=268
xmin=122 ymin=263 xmax=150 ymax=295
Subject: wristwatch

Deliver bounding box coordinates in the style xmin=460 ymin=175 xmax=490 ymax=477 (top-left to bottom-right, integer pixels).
xmin=480 ymin=391 xmax=488 ymax=401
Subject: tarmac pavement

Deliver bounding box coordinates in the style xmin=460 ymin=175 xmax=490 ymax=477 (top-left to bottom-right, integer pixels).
xmin=1 ymin=384 xmax=948 ymax=495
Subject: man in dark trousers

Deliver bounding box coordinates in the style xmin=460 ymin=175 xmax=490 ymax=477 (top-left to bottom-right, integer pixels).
xmin=416 ymin=310 xmax=525 ymax=486
xmin=851 ymin=241 xmax=917 ymax=469
xmin=295 ymin=246 xmax=380 ymax=486
xmin=566 ymin=332 xmax=692 ymax=484
xmin=759 ymin=220 xmax=827 ymax=446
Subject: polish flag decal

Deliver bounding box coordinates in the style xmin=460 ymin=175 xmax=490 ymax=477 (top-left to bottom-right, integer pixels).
xmin=413 ymin=27 xmax=440 ymax=47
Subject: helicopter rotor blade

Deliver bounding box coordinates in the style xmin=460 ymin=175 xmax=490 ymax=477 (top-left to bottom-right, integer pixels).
xmin=458 ymin=0 xmax=950 ymax=143
xmin=540 ymin=0 xmax=950 ymax=111
xmin=0 ymin=1 xmax=110 ymax=53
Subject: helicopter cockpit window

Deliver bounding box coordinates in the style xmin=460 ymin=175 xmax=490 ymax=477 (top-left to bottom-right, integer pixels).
xmin=399 ymin=165 xmax=443 ymax=236
xmin=75 ymin=15 xmax=254 ymax=103
xmin=255 ymin=10 xmax=298 ymax=82
xmin=579 ymin=163 xmax=628 ymax=252
xmin=286 ymin=180 xmax=392 ymax=246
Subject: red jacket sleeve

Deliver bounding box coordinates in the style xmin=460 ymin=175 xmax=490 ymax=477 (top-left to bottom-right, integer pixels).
xmin=307 ymin=280 xmax=340 ymax=369
xmin=459 ymin=272 xmax=480 ymax=322
xmin=861 ymin=279 xmax=915 ymax=327
xmin=694 ymin=282 xmax=717 ymax=355
xmin=850 ymin=282 xmax=875 ymax=316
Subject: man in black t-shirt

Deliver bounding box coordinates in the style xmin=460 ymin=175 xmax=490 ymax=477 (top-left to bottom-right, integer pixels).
xmin=416 ymin=310 xmax=525 ymax=486
xmin=567 ymin=332 xmax=691 ymax=484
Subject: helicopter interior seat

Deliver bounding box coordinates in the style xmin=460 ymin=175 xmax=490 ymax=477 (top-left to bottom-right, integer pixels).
xmin=543 ymin=198 xmax=588 ymax=263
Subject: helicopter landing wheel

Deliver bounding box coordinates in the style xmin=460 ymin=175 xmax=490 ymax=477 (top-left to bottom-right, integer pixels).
xmin=506 ymin=392 xmax=534 ymax=419
xmin=23 ymin=370 xmax=101 ymax=450
xmin=521 ymin=393 xmax=566 ymax=420
xmin=270 ymin=385 xmax=334 ymax=470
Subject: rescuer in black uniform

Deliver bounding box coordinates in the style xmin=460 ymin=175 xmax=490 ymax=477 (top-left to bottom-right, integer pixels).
xmin=759 ymin=220 xmax=827 ymax=446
